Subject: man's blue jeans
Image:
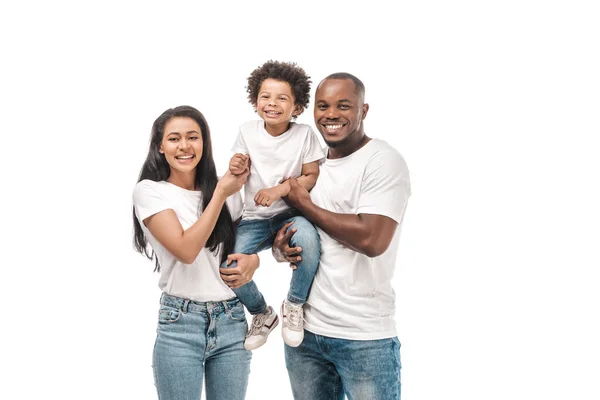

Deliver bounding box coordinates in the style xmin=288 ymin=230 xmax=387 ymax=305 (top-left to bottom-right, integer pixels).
xmin=152 ymin=293 xmax=251 ymax=400
xmin=285 ymin=331 xmax=402 ymax=400
xmin=224 ymin=210 xmax=321 ymax=314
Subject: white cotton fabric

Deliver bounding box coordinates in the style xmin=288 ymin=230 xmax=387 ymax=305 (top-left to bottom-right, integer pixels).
xmin=304 ymin=139 xmax=411 ymax=340
xmin=133 ymin=180 xmax=243 ymax=302
xmin=231 ymin=120 xmax=325 ymax=220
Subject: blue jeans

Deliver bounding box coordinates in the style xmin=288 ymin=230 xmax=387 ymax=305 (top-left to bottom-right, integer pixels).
xmin=152 ymin=293 xmax=251 ymax=400
xmin=224 ymin=211 xmax=321 ymax=314
xmin=285 ymin=331 xmax=402 ymax=400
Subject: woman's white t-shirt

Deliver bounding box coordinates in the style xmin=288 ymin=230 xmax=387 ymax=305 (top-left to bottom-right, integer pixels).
xmin=133 ymin=180 xmax=243 ymax=302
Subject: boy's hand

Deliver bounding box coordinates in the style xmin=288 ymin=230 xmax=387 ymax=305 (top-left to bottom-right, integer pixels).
xmin=229 ymin=153 xmax=250 ymax=175
xmin=254 ymin=186 xmax=285 ymax=207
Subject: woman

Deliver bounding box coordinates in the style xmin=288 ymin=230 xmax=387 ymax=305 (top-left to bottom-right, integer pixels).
xmin=132 ymin=105 xmax=257 ymax=399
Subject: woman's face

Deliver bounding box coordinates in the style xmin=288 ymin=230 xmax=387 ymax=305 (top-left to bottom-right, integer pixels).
xmin=159 ymin=117 xmax=203 ymax=174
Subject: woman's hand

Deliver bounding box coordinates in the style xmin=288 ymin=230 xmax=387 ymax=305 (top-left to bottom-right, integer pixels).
xmin=272 ymin=221 xmax=303 ymax=270
xmin=219 ymin=253 xmax=260 ymax=289
xmin=216 ymin=169 xmax=249 ymax=199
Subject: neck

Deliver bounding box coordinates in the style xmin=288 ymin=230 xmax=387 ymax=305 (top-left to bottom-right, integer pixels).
xmin=167 ymin=170 xmax=197 ymax=190
xmin=328 ymin=133 xmax=371 ymax=159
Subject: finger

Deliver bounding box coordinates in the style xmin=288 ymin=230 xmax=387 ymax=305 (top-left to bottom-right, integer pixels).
xmin=289 ymin=263 xmax=297 ymax=270
xmin=283 ymin=227 xmax=298 ymax=242
xmin=277 ymin=221 xmax=295 ymax=237
xmin=219 ymin=267 xmax=239 ymax=275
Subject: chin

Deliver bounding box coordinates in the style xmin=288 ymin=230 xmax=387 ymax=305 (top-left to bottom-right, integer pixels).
xmin=324 ymin=137 xmax=349 ymax=148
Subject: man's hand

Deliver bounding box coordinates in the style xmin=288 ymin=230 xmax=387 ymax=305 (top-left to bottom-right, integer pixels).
xmin=219 ymin=253 xmax=259 ymax=289
xmin=282 ymin=177 xmax=311 ymax=210
xmin=229 ymin=153 xmax=250 ymax=175
xmin=272 ymin=221 xmax=303 ymax=270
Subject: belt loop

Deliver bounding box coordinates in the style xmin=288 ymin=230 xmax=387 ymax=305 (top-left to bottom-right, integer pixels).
xmin=222 ymin=300 xmax=229 ymax=313
xmin=182 ymin=299 xmax=190 ymax=313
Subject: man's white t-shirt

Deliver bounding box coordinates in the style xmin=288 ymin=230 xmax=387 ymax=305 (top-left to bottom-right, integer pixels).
xmin=231 ymin=120 xmax=325 ymax=220
xmin=304 ymin=139 xmax=411 ymax=340
xmin=132 ymin=180 xmax=243 ymax=302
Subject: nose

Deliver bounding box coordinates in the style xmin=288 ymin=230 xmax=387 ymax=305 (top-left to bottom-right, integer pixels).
xmin=325 ymin=108 xmax=338 ymax=119
xmin=179 ymin=138 xmax=190 ymax=150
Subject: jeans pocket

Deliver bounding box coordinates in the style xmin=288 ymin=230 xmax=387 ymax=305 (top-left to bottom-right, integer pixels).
xmin=226 ymin=304 xmax=247 ymax=322
xmin=158 ymin=305 xmax=182 ymax=324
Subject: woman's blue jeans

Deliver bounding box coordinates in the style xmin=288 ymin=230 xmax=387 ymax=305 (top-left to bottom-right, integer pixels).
xmin=152 ymin=293 xmax=251 ymax=400
xmin=223 ymin=211 xmax=321 ymax=314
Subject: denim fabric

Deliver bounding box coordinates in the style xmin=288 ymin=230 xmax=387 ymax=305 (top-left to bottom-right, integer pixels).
xmin=152 ymin=293 xmax=251 ymax=400
xmin=285 ymin=331 xmax=401 ymax=400
xmin=224 ymin=211 xmax=321 ymax=314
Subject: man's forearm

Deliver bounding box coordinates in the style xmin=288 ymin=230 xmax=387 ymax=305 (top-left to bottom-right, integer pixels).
xmin=296 ymin=200 xmax=373 ymax=255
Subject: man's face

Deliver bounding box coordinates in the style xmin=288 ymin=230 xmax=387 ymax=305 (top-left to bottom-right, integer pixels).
xmin=313 ymin=78 xmax=368 ymax=148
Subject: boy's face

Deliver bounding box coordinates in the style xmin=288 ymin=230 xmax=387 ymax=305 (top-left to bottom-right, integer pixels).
xmin=256 ymin=78 xmax=301 ymax=135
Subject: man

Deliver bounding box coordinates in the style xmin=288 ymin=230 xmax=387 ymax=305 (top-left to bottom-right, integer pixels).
xmin=273 ymin=73 xmax=411 ymax=399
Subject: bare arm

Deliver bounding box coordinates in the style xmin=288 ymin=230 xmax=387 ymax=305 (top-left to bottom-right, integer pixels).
xmin=283 ymin=178 xmax=397 ymax=258
xmin=143 ymin=171 xmax=248 ymax=264
xmin=254 ymin=161 xmax=320 ymax=207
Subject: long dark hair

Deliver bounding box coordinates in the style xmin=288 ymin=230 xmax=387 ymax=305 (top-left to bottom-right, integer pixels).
xmin=132 ymin=106 xmax=235 ymax=270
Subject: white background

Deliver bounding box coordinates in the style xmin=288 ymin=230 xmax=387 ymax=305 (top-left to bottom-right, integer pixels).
xmin=1 ymin=1 xmax=599 ymax=399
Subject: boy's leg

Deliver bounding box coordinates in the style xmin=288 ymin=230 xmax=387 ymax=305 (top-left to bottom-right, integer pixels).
xmin=223 ymin=219 xmax=272 ymax=314
xmin=284 ymin=216 xmax=321 ymax=304
xmin=277 ymin=215 xmax=321 ymax=347
xmin=223 ymin=219 xmax=279 ymax=350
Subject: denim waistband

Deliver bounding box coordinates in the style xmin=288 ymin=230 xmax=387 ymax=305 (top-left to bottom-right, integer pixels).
xmin=160 ymin=293 xmax=240 ymax=313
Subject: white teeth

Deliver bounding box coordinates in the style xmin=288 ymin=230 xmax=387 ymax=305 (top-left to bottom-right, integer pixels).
xmin=177 ymin=155 xmax=193 ymax=159
xmin=325 ymin=124 xmax=343 ymax=131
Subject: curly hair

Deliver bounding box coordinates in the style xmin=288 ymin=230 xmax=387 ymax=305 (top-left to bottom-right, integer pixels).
xmin=246 ymin=60 xmax=312 ymax=116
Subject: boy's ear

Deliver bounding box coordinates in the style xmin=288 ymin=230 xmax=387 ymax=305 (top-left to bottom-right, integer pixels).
xmin=292 ymin=104 xmax=303 ymax=117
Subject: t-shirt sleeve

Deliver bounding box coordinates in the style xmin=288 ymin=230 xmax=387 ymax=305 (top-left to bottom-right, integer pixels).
xmin=132 ymin=180 xmax=171 ymax=222
xmin=225 ymin=191 xmax=244 ymax=221
xmin=301 ymin=126 xmax=326 ymax=164
xmin=357 ymin=150 xmax=411 ymax=223
xmin=231 ymin=128 xmax=249 ymax=155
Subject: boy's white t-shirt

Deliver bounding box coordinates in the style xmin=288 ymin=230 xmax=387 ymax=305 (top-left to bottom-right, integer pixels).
xmin=304 ymin=139 xmax=411 ymax=340
xmin=231 ymin=120 xmax=325 ymax=220
xmin=132 ymin=180 xmax=243 ymax=302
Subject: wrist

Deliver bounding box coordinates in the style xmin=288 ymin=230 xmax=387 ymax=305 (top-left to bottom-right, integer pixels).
xmin=213 ymin=185 xmax=228 ymax=203
xmin=278 ymin=181 xmax=291 ymax=197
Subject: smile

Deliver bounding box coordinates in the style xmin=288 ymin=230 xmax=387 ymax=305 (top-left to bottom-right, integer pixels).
xmin=322 ymin=124 xmax=345 ymax=133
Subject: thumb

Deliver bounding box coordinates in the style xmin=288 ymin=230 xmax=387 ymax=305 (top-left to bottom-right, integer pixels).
xmin=227 ymin=254 xmax=238 ymax=265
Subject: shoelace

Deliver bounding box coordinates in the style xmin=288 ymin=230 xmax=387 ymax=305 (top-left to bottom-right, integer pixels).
xmin=249 ymin=313 xmax=266 ymax=335
xmin=286 ymin=305 xmax=302 ymax=331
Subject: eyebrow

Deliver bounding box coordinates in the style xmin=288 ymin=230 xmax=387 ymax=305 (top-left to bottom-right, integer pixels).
xmin=166 ymin=130 xmax=200 ymax=135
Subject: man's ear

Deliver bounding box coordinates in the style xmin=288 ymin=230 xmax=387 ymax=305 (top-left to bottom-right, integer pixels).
xmin=361 ymin=103 xmax=370 ymax=120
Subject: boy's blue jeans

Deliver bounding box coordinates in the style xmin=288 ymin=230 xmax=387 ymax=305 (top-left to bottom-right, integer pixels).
xmin=223 ymin=210 xmax=321 ymax=315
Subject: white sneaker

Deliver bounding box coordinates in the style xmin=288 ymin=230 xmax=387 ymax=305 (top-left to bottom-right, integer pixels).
xmin=244 ymin=306 xmax=279 ymax=350
xmin=281 ymin=300 xmax=304 ymax=347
